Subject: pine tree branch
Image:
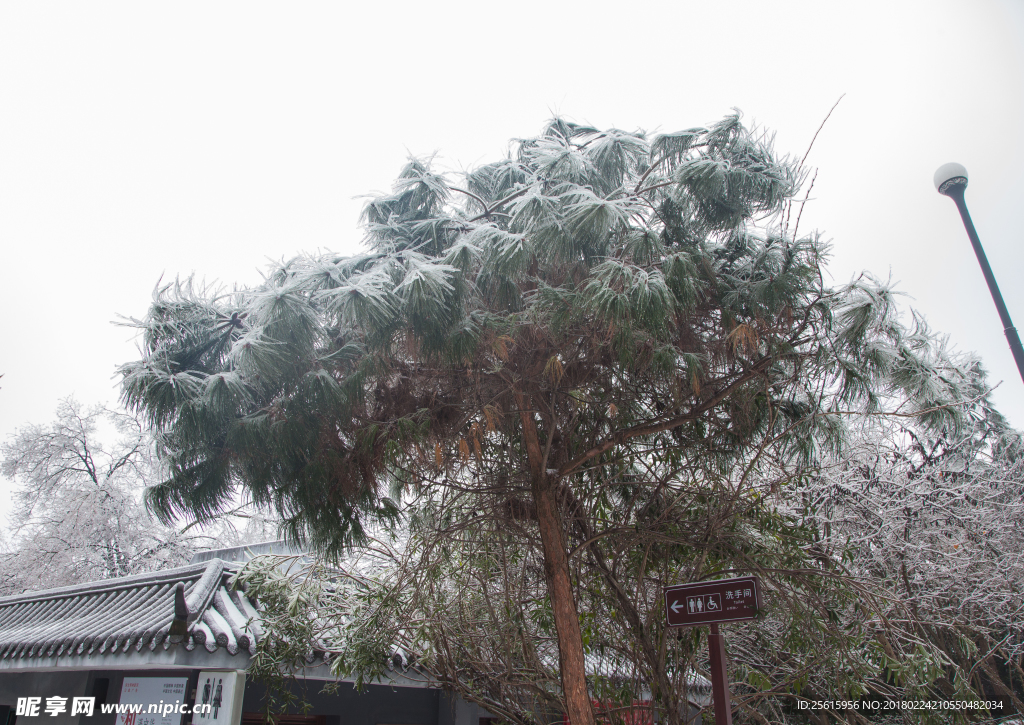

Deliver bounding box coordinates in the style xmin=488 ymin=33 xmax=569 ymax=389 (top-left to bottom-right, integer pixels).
xmin=556 ymin=355 xmax=776 ymax=479
xmin=798 ymin=94 xmax=845 ymax=172
xmin=449 ymin=186 xmax=488 ymax=211
xmin=467 ymin=186 xmax=532 ymax=223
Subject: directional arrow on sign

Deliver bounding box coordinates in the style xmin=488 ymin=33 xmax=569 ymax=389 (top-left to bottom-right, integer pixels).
xmin=670 ymin=600 xmax=685 ymax=613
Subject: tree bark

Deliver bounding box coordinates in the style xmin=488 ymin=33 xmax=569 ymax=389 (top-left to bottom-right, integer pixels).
xmin=584 ymin=537 xmax=681 ymax=725
xmin=516 ymin=394 xmax=595 ymax=725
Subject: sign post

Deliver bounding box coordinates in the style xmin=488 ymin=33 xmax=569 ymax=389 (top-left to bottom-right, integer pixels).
xmin=706 ymin=624 xmax=731 ymax=725
xmin=663 ymin=576 xmax=762 ymax=725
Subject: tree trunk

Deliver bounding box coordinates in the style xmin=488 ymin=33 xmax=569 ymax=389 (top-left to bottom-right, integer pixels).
xmin=557 ymin=485 xmax=680 ymax=725
xmin=516 ymin=394 xmax=595 ymax=725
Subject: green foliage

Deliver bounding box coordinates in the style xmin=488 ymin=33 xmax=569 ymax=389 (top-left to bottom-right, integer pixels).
xmin=231 ymin=557 xmax=327 ymax=719
xmin=119 ymin=114 xmax=998 ymax=722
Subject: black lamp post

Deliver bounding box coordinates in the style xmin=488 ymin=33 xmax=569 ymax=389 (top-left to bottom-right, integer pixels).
xmin=934 ymin=162 xmax=1024 ymax=384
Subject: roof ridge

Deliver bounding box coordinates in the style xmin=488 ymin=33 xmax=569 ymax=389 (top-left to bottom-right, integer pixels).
xmin=0 ymin=559 xmax=238 ymax=608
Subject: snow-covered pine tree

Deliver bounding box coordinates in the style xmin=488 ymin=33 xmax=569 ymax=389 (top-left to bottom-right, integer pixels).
xmin=120 ymin=115 xmax=983 ymax=725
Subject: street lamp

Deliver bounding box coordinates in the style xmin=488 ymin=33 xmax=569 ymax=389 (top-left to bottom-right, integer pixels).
xmin=934 ymin=163 xmax=1024 ymax=384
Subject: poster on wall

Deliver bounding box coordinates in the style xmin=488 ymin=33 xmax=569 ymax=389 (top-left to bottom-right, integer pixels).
xmin=193 ymin=671 xmax=245 ymax=725
xmin=116 ymin=678 xmax=189 ymax=725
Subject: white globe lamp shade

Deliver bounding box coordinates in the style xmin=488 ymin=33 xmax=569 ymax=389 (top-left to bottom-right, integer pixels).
xmin=934 ymin=162 xmax=968 ymax=194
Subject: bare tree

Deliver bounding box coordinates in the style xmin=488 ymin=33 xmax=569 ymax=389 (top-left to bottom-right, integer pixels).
xmin=0 ymin=398 xmax=199 ymax=593
xmin=802 ymin=401 xmax=1024 ymax=715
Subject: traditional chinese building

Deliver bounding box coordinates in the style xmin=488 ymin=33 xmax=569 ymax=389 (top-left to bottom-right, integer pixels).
xmin=0 ymin=544 xmax=708 ymax=725
xmin=0 ymin=544 xmax=489 ymax=725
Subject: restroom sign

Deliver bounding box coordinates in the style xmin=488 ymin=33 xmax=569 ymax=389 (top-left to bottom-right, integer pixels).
xmin=664 ymin=576 xmax=762 ymax=627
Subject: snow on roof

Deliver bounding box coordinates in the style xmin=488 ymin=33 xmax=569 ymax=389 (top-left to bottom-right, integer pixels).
xmin=0 ymin=558 xmax=261 ymax=661
xmin=189 ymin=540 xmax=308 ymax=565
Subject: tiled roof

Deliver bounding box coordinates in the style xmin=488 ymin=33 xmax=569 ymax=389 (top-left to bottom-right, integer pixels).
xmin=0 ymin=558 xmax=261 ymax=661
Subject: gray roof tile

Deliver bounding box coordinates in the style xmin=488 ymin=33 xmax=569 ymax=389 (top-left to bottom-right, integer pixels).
xmin=0 ymin=559 xmax=259 ymax=662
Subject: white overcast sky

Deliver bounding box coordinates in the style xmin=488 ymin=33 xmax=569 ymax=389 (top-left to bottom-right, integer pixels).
xmin=2 ymin=0 xmax=1023 ymax=512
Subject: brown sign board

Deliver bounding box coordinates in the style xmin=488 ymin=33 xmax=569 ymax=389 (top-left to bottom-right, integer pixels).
xmin=664 ymin=576 xmax=762 ymax=627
